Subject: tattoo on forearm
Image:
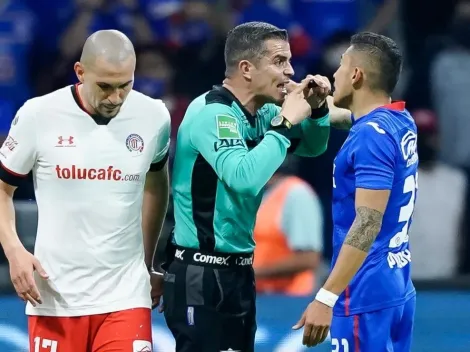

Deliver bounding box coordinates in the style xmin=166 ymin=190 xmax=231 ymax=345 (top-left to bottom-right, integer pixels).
xmin=344 ymin=206 xmax=383 ymax=252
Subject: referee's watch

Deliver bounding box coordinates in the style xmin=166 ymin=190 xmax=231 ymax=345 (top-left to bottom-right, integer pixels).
xmin=270 ymin=114 xmax=292 ymax=129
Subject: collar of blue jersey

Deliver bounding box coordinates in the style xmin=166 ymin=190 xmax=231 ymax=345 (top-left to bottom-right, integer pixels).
xmin=351 ymin=101 xmax=406 ymax=125
xmin=212 ymin=85 xmax=257 ymax=126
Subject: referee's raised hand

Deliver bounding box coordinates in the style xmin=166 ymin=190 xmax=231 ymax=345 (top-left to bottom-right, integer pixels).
xmin=287 ymin=75 xmax=331 ymax=109
xmin=305 ymin=74 xmax=331 ymax=109
xmin=281 ymin=78 xmax=313 ymax=125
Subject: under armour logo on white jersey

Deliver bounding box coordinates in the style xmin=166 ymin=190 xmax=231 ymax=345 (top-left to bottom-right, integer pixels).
xmin=366 ymin=122 xmax=386 ymax=134
xmin=56 ymin=135 xmax=76 ymax=147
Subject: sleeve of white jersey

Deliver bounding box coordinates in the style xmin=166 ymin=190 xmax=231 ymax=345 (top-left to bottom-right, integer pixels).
xmin=149 ymin=100 xmax=171 ymax=171
xmin=0 ymin=102 xmax=37 ymax=186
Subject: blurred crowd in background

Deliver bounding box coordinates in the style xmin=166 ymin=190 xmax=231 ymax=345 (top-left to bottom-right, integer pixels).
xmin=1 ymin=0 xmax=470 ymax=296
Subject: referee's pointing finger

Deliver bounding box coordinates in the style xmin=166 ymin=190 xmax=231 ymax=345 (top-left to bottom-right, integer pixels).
xmin=293 ymin=78 xmax=311 ymax=94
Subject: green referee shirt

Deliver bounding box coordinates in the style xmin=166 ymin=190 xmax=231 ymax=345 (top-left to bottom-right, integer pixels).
xmin=171 ymin=85 xmax=330 ymax=253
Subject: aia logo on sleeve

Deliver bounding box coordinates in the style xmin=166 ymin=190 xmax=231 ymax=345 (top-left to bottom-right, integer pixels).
xmin=0 ymin=135 xmax=18 ymax=158
xmin=214 ymin=139 xmax=244 ymax=152
xmin=2 ymin=136 xmax=17 ymax=152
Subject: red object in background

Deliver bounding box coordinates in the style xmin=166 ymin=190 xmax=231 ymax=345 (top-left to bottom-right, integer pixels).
xmin=412 ymin=109 xmax=438 ymax=133
xmin=289 ymin=24 xmax=313 ymax=57
xmin=165 ymin=95 xmax=190 ymax=139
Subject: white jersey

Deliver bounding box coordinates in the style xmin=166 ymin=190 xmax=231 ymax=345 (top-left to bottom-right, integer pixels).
xmin=0 ymin=85 xmax=171 ymax=316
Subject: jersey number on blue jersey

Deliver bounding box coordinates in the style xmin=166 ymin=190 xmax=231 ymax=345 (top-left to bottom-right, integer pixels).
xmin=387 ymin=173 xmax=418 ymax=269
xmin=332 ymin=338 xmax=349 ymax=352
xmin=332 ymin=163 xmax=336 ymax=188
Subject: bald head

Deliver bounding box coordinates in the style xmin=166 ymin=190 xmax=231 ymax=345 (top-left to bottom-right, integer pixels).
xmin=74 ymin=30 xmax=136 ymax=119
xmin=80 ymin=30 xmax=136 ymax=68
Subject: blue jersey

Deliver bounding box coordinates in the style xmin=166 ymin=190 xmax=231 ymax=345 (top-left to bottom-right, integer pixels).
xmin=332 ymin=102 xmax=417 ymax=316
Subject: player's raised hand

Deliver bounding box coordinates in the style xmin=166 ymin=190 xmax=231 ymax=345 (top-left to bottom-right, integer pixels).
xmin=7 ymin=246 xmax=48 ymax=307
xmin=292 ymin=299 xmax=332 ymax=348
xmin=280 ymin=78 xmax=312 ymax=125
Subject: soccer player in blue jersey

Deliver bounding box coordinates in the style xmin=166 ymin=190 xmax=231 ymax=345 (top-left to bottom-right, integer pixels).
xmin=293 ymin=32 xmax=417 ymax=351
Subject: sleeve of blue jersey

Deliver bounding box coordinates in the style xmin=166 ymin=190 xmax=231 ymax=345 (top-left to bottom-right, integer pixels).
xmin=351 ymin=122 xmax=396 ymax=190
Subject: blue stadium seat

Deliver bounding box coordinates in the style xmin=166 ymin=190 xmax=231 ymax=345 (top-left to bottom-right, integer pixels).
xmin=0 ymin=99 xmax=13 ymax=135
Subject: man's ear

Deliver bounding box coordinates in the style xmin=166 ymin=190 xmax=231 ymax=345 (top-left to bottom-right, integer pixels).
xmin=74 ymin=62 xmax=85 ymax=83
xmin=239 ymin=60 xmax=254 ymax=81
xmin=352 ymin=67 xmax=364 ymax=89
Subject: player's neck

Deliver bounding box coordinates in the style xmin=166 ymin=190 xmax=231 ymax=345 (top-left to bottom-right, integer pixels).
xmin=77 ymin=84 xmax=98 ymax=116
xmin=350 ymin=90 xmax=392 ymax=121
xmin=222 ymin=78 xmax=258 ymax=116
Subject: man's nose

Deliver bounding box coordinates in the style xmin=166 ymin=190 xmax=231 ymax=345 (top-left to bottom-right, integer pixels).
xmin=285 ymin=62 xmax=295 ymax=77
xmin=108 ymin=91 xmax=122 ymax=105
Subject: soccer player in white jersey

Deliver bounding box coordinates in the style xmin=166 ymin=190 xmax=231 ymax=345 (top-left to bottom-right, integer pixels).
xmin=0 ymin=30 xmax=170 ymax=351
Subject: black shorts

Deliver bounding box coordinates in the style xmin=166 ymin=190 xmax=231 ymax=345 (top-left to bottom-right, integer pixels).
xmin=162 ymin=246 xmax=256 ymax=352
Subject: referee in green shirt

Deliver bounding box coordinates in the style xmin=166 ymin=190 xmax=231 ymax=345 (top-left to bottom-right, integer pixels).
xmin=162 ymin=21 xmax=334 ymax=352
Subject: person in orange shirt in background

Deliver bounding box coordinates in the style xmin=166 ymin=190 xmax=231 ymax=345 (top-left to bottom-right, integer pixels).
xmin=254 ymin=156 xmax=324 ymax=296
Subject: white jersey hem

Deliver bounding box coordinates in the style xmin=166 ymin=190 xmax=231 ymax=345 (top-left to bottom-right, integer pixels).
xmin=25 ymin=297 xmax=152 ymax=317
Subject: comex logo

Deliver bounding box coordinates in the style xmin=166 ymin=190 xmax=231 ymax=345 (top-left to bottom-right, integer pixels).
xmin=400 ymin=130 xmax=418 ymax=167
xmin=193 ymin=253 xmax=230 ymax=266
xmin=236 ymin=257 xmax=253 ymax=266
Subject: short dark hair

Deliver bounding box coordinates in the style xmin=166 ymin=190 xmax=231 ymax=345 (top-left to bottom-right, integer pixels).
xmin=350 ymin=32 xmax=402 ymax=94
xmin=224 ymin=22 xmax=288 ymax=76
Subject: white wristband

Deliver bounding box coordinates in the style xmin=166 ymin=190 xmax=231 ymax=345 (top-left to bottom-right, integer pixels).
xmin=315 ymin=288 xmax=339 ymax=308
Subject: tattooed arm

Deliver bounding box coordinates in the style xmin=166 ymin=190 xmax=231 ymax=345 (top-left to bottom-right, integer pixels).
xmin=321 ymin=188 xmax=391 ymax=295
xmin=291 ymin=123 xmax=396 ymax=348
